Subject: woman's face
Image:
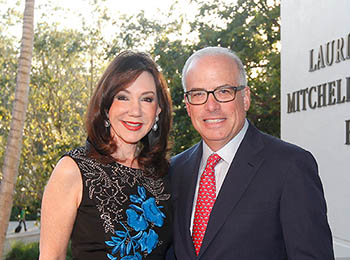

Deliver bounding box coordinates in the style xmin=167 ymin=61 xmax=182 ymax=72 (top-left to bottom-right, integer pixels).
xmin=108 ymin=71 xmax=161 ymax=146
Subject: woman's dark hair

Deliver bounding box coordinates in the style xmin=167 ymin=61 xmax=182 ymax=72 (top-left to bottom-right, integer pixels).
xmin=85 ymin=50 xmax=172 ymax=178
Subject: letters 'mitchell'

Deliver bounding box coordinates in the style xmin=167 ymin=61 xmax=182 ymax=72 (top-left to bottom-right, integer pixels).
xmin=287 ymin=77 xmax=350 ymax=113
xmin=346 ymin=120 xmax=350 ymax=145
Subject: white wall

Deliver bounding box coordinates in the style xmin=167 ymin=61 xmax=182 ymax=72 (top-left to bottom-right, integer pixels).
xmin=281 ymin=0 xmax=350 ymax=257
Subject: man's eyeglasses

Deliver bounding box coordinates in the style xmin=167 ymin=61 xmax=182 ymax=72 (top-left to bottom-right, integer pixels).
xmin=185 ymin=85 xmax=245 ymax=105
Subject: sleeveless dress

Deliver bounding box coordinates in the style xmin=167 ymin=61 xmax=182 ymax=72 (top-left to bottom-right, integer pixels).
xmin=65 ymin=145 xmax=173 ymax=260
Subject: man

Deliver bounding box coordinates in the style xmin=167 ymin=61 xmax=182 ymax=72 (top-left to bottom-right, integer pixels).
xmin=169 ymin=46 xmax=334 ymax=259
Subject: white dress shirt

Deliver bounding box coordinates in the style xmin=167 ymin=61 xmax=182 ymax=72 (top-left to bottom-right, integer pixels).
xmin=190 ymin=119 xmax=249 ymax=233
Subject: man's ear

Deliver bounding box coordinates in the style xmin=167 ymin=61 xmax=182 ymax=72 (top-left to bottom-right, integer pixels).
xmin=184 ymin=94 xmax=191 ymax=117
xmin=243 ymin=86 xmax=251 ymax=112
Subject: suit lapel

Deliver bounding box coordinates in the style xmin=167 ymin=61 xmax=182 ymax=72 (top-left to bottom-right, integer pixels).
xmin=176 ymin=142 xmax=203 ymax=259
xmin=198 ymin=124 xmax=265 ymax=257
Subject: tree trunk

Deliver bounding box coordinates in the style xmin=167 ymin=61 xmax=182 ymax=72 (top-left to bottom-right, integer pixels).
xmin=0 ymin=0 xmax=35 ymax=257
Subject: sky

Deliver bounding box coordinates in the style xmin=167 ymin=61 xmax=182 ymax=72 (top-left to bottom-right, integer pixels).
xmin=60 ymin=0 xmax=183 ymax=17
xmin=2 ymin=0 xmax=239 ymax=46
xmin=39 ymin=0 xmax=200 ymax=26
xmin=3 ymin=0 xmax=204 ymax=40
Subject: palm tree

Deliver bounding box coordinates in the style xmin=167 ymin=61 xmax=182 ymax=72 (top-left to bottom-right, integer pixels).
xmin=0 ymin=0 xmax=35 ymax=256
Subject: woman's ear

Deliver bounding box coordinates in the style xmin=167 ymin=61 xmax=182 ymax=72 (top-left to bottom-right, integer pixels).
xmin=156 ymin=105 xmax=161 ymax=116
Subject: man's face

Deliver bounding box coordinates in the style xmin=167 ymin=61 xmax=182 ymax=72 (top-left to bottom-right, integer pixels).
xmin=184 ymin=55 xmax=250 ymax=151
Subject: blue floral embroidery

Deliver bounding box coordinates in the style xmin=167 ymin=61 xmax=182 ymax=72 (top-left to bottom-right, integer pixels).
xmin=105 ymin=186 xmax=166 ymax=259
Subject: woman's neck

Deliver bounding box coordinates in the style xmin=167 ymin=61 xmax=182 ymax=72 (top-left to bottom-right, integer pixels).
xmin=112 ymin=143 xmax=139 ymax=168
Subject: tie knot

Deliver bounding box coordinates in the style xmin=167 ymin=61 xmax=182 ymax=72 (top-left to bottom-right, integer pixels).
xmin=206 ymin=153 xmax=221 ymax=169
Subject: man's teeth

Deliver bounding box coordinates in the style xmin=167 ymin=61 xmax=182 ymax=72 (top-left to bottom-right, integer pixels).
xmin=205 ymin=119 xmax=224 ymax=123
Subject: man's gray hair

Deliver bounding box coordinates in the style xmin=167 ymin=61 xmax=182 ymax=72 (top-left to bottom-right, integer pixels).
xmin=181 ymin=46 xmax=247 ymax=91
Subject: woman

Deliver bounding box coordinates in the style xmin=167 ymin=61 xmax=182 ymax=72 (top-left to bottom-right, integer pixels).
xmin=39 ymin=51 xmax=173 ymax=260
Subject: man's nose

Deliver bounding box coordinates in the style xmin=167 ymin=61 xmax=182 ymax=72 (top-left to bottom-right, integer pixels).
xmin=204 ymin=92 xmax=220 ymax=111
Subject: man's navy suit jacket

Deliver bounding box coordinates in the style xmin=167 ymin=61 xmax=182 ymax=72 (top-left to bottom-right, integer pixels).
xmin=169 ymin=123 xmax=334 ymax=259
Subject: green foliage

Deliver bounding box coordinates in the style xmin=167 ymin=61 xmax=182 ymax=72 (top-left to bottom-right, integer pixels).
xmin=154 ymin=0 xmax=281 ymax=155
xmin=104 ymin=4 xmax=203 ymax=154
xmin=0 ymin=1 xmax=22 ymax=30
xmin=0 ymin=4 xmax=20 ymax=178
xmin=13 ymin=22 xmax=92 ymax=211
xmin=5 ymin=241 xmax=39 ymax=260
xmin=1 ymin=0 xmax=281 ymax=213
xmin=192 ymin=0 xmax=281 ymax=137
xmin=153 ymin=39 xmax=201 ymax=154
xmin=10 ymin=205 xmax=38 ymax=221
xmin=5 ymin=241 xmax=73 ymax=260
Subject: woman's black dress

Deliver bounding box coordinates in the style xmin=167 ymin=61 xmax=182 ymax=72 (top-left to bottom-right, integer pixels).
xmin=65 ymin=146 xmax=172 ymax=260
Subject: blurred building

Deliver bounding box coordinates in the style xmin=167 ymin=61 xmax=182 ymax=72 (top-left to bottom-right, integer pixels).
xmin=281 ymin=1 xmax=350 ymax=258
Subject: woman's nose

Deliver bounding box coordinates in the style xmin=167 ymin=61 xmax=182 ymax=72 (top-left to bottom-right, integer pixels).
xmin=128 ymin=99 xmax=142 ymax=116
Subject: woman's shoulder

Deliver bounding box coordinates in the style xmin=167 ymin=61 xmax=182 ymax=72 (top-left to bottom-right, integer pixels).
xmin=63 ymin=144 xmax=98 ymax=166
xmin=64 ymin=145 xmax=88 ymax=160
xmin=52 ymin=144 xmax=90 ymax=181
xmin=53 ymin=155 xmax=81 ymax=181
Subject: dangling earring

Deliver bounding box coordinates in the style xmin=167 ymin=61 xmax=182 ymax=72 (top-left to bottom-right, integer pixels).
xmin=104 ymin=119 xmax=110 ymax=128
xmin=152 ymin=115 xmax=159 ymax=131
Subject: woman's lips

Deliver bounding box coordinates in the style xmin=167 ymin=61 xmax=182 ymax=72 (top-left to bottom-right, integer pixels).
xmin=121 ymin=121 xmax=143 ymax=131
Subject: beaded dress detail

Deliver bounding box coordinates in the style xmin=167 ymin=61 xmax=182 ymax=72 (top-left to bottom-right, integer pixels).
xmin=65 ymin=145 xmax=172 ymax=260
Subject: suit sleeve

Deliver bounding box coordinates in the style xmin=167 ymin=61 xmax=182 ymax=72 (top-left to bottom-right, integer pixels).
xmin=280 ymin=151 xmax=335 ymax=260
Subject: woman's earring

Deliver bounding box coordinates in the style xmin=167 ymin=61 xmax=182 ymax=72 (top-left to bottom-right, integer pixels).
xmin=152 ymin=115 xmax=159 ymax=131
xmin=104 ymin=119 xmax=110 ymax=128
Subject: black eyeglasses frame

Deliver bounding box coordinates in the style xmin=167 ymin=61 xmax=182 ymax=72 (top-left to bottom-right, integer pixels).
xmin=184 ymin=85 xmax=246 ymax=105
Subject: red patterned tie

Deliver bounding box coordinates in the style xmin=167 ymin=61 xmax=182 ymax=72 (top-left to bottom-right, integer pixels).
xmin=192 ymin=153 xmax=221 ymax=255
